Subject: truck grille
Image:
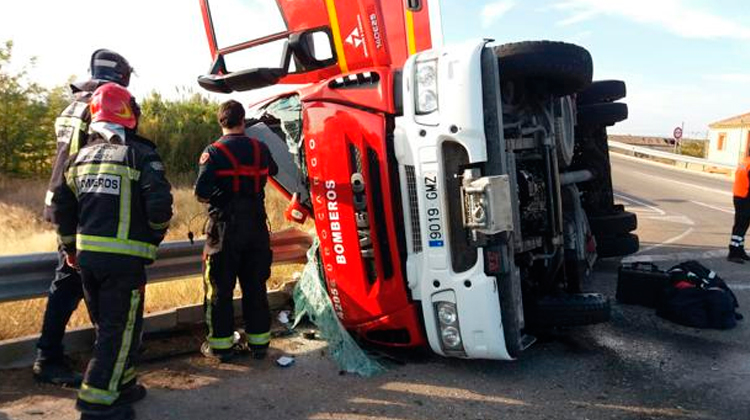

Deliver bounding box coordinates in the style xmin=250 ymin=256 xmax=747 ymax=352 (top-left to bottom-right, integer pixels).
xmin=329 ymin=72 xmax=381 ymax=89
xmin=442 ymin=142 xmax=477 ymax=273
xmin=405 ymin=165 xmax=423 ymax=253
xmin=368 ymin=148 xmax=394 ymax=280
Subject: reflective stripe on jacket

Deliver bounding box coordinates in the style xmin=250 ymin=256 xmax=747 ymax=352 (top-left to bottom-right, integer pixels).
xmin=44 ymin=94 xmax=93 ymax=222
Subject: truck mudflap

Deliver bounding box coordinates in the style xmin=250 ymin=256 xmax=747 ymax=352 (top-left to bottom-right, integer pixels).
xmin=303 ymin=100 xmax=427 ymax=347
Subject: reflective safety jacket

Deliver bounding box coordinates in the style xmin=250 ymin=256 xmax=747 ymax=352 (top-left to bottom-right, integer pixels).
xmin=194 ymin=133 xmax=278 ymax=214
xmin=734 ymin=156 xmax=750 ymax=198
xmin=44 ymin=80 xmax=105 ymax=222
xmin=51 ymin=132 xmax=173 ymax=262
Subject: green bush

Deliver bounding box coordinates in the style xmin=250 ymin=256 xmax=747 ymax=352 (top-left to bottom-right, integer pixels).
xmin=138 ymin=90 xmax=220 ymax=176
xmin=0 ymin=41 xmax=69 ymax=175
xmin=679 ymin=140 xmax=707 ymax=159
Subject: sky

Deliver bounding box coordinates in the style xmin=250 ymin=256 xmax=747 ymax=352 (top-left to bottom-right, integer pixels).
xmin=2 ymin=0 xmax=749 ymax=138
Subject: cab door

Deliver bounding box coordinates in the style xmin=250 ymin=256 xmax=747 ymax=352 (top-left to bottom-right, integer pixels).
xmin=198 ymin=0 xmax=442 ymax=92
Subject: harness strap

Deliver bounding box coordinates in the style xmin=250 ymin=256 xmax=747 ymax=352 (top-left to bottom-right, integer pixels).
xmin=254 ymin=138 xmax=261 ymax=193
xmin=212 ymin=138 xmax=267 ymax=193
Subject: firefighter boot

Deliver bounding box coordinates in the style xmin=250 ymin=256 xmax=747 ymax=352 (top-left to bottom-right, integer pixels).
xmin=250 ymin=345 xmax=268 ymax=360
xmin=33 ymin=358 xmax=83 ymax=387
xmin=115 ymin=381 xmax=147 ymax=406
xmin=727 ymin=246 xmax=747 ymax=264
xmin=77 ymin=402 xmax=135 ymax=420
xmin=200 ymin=341 xmax=236 ymax=363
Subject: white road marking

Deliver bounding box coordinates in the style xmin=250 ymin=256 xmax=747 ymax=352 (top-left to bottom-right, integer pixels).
xmin=690 ymin=200 xmax=734 ymax=215
xmin=623 ymin=249 xmax=725 ymax=263
xmin=631 ymin=171 xmax=733 ymax=198
xmin=643 ymin=215 xmax=695 ymax=226
xmin=728 ymin=283 xmax=750 ymax=291
xmin=637 ymin=227 xmax=695 ymax=254
xmin=614 ymin=193 xmax=665 ymax=215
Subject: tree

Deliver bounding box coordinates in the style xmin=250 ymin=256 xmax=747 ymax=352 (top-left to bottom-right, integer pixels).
xmin=0 ymin=40 xmax=68 ymax=175
xmin=0 ymin=39 xmax=219 ymax=177
xmin=138 ymin=90 xmax=220 ymax=175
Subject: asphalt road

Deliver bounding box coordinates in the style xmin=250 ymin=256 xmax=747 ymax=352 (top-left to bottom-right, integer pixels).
xmin=1 ymin=154 xmax=749 ymax=420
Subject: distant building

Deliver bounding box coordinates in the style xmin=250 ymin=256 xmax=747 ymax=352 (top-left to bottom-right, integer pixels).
xmin=707 ymin=112 xmax=750 ymax=166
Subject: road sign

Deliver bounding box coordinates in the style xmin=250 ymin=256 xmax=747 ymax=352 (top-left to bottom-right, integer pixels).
xmin=673 ymin=126 xmax=683 ymax=140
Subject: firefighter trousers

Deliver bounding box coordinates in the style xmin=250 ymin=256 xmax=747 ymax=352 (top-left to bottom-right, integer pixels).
xmin=731 ymin=197 xmax=750 ymax=249
xmin=36 ymin=246 xmax=84 ymax=362
xmin=203 ymin=220 xmax=272 ymax=351
xmin=76 ymin=253 xmax=145 ymax=408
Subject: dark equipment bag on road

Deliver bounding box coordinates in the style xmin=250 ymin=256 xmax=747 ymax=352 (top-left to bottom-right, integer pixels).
xmin=656 ymin=260 xmax=742 ymax=329
xmin=617 ymin=262 xmax=671 ymax=308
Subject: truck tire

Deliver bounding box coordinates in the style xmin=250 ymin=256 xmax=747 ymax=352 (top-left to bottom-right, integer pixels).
xmin=589 ymin=210 xmax=637 ymax=236
xmin=577 ymin=102 xmax=628 ymax=128
xmin=528 ymin=293 xmax=611 ymax=327
xmin=576 ymin=80 xmax=626 ymax=105
xmin=596 ymin=233 xmax=639 ymax=258
xmin=494 ymin=41 xmax=593 ymax=96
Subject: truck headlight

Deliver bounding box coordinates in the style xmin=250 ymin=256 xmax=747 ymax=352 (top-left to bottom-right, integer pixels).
xmin=437 ymin=302 xmax=458 ymax=325
xmin=434 ymin=301 xmax=464 ymax=352
xmin=441 ymin=326 xmax=462 ymax=348
xmin=415 ymin=59 xmax=438 ymax=115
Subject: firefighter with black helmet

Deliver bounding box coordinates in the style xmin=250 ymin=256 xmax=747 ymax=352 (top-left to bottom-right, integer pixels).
xmin=51 ymin=82 xmax=173 ymax=420
xmin=195 ymin=100 xmax=278 ymax=363
xmin=35 ymin=49 xmax=135 ymax=386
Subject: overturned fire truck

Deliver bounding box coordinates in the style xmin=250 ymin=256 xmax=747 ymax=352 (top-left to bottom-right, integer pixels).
xmin=197 ymin=0 xmax=637 ymax=359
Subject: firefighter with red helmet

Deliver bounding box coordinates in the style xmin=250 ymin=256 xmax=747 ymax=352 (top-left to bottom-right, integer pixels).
xmin=35 ymin=49 xmax=135 ymax=386
xmin=729 ymin=153 xmax=750 ymax=263
xmin=194 ymin=100 xmax=278 ymax=362
xmin=50 ymin=82 xmax=173 ymax=420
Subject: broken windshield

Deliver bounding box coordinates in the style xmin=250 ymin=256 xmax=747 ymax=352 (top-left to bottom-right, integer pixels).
xmin=246 ymin=95 xmax=310 ymax=207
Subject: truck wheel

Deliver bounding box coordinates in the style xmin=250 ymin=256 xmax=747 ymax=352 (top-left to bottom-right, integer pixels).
xmin=528 ymin=293 xmax=611 ymax=327
xmin=576 ymin=80 xmax=626 ymax=105
xmin=589 ymin=210 xmax=637 ymax=236
xmin=556 ymin=96 xmax=576 ymax=168
xmin=494 ymin=41 xmax=593 ymax=96
xmin=596 ymin=233 xmax=639 ymax=258
xmin=577 ymin=103 xmax=628 ymax=128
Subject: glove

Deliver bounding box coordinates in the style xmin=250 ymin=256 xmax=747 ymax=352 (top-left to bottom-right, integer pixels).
xmin=65 ymin=252 xmax=79 ymax=270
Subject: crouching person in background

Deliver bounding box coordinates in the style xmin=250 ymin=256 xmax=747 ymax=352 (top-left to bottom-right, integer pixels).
xmin=50 ymin=83 xmax=173 ymax=420
xmin=194 ymin=100 xmax=278 ymax=363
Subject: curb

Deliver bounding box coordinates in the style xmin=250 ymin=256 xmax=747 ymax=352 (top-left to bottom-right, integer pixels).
xmin=0 ymin=286 xmax=294 ymax=369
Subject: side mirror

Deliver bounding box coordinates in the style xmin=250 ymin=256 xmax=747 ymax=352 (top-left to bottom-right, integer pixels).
xmin=289 ymin=29 xmax=336 ymax=71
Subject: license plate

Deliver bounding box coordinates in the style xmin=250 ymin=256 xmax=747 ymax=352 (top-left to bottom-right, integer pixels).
xmin=423 ymin=172 xmax=444 ymax=247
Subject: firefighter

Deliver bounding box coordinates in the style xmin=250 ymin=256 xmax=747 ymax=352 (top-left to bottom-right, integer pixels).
xmin=728 ymin=152 xmax=750 ymax=263
xmin=195 ymin=100 xmax=278 ymax=362
xmin=51 ymin=82 xmax=173 ymax=420
xmin=35 ymin=49 xmax=135 ymax=386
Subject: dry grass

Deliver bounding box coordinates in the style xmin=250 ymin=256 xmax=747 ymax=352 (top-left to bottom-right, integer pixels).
xmin=0 ymin=178 xmax=57 ymax=255
xmin=0 ymin=176 xmax=313 ymax=340
xmin=0 ymin=177 xmax=302 ymax=254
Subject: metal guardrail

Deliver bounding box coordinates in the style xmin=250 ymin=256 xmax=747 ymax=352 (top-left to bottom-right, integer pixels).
xmin=608 ymin=141 xmax=735 ymax=171
xmin=0 ymin=228 xmax=312 ymax=303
